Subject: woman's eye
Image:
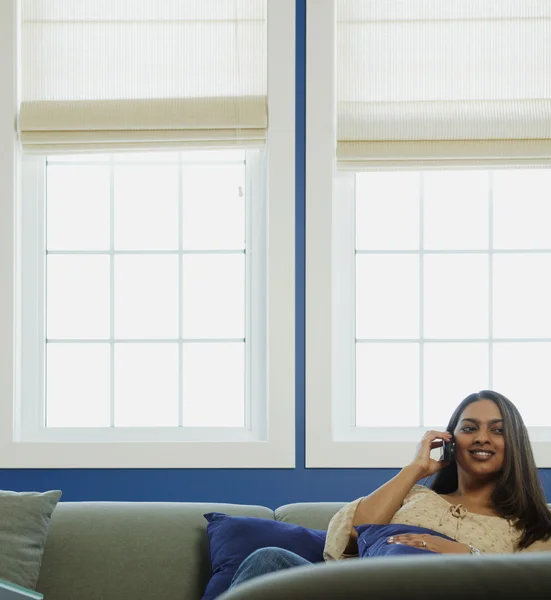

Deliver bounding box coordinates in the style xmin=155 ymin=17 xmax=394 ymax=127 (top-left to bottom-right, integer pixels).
xmin=460 ymin=426 xmax=476 ymax=432
xmin=492 ymin=428 xmax=504 ymax=435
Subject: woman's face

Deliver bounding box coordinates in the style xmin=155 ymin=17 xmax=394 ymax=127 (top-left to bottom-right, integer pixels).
xmin=452 ymin=399 xmax=505 ymax=479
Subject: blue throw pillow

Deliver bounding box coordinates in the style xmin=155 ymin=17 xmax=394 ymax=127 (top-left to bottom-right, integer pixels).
xmin=354 ymin=524 xmax=455 ymax=557
xmin=202 ymin=512 xmax=326 ymax=600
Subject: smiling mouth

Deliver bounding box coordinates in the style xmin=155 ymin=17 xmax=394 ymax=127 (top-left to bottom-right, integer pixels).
xmin=469 ymin=450 xmax=495 ymax=459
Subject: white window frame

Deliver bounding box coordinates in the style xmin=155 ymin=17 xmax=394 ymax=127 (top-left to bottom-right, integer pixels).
xmin=20 ymin=150 xmax=267 ymax=444
xmin=305 ymin=0 xmax=551 ymax=468
xmin=0 ymin=0 xmax=295 ymax=469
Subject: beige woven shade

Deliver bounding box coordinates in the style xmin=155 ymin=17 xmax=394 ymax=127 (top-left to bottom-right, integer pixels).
xmin=20 ymin=0 xmax=267 ymax=153
xmin=337 ymin=0 xmax=551 ymax=165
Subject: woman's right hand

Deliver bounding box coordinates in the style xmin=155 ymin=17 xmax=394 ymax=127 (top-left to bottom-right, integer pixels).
xmin=410 ymin=430 xmax=453 ymax=478
xmin=349 ymin=430 xmax=453 ymax=533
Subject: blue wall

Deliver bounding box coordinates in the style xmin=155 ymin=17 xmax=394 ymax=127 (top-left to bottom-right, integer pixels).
xmin=2 ymin=1 xmax=550 ymax=506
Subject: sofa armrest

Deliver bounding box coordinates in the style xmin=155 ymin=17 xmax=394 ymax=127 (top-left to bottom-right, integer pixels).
xmin=218 ymin=553 xmax=551 ymax=600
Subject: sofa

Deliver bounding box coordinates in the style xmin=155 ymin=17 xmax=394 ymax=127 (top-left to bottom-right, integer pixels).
xmin=35 ymin=500 xmax=551 ymax=600
xmin=218 ymin=551 xmax=551 ymax=600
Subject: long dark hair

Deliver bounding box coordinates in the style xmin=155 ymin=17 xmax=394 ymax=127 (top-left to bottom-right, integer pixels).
xmin=430 ymin=390 xmax=551 ymax=549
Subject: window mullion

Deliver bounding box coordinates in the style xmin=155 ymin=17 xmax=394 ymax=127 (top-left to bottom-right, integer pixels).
xmin=419 ymin=172 xmax=425 ymax=428
xmin=178 ymin=152 xmax=184 ymax=428
xmin=34 ymin=157 xmax=47 ymax=429
xmin=244 ymin=153 xmax=252 ymax=431
xmin=109 ymin=157 xmax=115 ymax=428
xmin=488 ymin=170 xmax=494 ymax=389
xmin=333 ymin=172 xmax=356 ymax=434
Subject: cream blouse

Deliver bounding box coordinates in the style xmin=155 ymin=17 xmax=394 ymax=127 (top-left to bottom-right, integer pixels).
xmin=324 ymin=484 xmax=523 ymax=560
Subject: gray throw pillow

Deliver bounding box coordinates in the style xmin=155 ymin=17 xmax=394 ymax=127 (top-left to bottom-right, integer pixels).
xmin=0 ymin=490 xmax=62 ymax=590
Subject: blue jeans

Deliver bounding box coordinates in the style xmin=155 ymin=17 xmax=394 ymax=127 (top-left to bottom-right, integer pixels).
xmin=229 ymin=547 xmax=312 ymax=589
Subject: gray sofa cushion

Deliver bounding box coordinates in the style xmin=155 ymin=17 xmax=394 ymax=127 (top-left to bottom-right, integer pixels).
xmin=37 ymin=502 xmax=273 ymax=600
xmin=0 ymin=489 xmax=62 ymax=591
xmin=218 ymin=552 xmax=551 ymax=600
xmin=275 ymin=503 xmax=346 ymax=531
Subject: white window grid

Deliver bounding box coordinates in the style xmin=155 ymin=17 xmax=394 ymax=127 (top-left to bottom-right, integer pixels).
xmin=331 ymin=168 xmax=551 ymax=443
xmin=20 ymin=150 xmax=268 ymax=443
xmin=352 ymin=168 xmax=551 ymax=429
xmin=49 ymin=152 xmax=249 ymax=430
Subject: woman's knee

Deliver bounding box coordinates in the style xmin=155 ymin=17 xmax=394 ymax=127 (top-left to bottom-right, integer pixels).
xmin=230 ymin=546 xmax=312 ymax=589
xmin=247 ymin=547 xmax=297 ymax=564
xmin=244 ymin=547 xmax=308 ymax=570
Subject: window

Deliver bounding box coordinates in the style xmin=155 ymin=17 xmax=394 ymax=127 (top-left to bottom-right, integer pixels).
xmin=306 ymin=0 xmax=551 ymax=468
xmin=335 ymin=167 xmax=551 ymax=434
xmin=0 ymin=0 xmax=295 ymax=468
xmin=21 ymin=149 xmax=267 ymax=440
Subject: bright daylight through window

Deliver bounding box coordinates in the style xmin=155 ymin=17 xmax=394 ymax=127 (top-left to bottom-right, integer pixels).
xmin=353 ymin=168 xmax=551 ymax=430
xmin=43 ymin=151 xmax=253 ymax=430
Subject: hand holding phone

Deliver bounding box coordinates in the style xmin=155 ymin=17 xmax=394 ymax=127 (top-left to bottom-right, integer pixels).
xmin=442 ymin=437 xmax=456 ymax=462
xmin=411 ymin=430 xmax=454 ymax=477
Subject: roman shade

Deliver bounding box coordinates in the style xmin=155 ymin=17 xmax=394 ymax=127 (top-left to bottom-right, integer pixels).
xmin=337 ymin=0 xmax=551 ymax=166
xmin=19 ymin=0 xmax=267 ymax=153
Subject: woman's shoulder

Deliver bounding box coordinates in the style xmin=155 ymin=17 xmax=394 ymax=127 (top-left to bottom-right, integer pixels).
xmin=402 ymin=484 xmax=435 ymax=503
xmin=409 ymin=483 xmax=432 ymax=495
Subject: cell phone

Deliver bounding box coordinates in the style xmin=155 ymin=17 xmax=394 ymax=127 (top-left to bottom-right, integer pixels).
xmin=442 ymin=437 xmax=456 ymax=462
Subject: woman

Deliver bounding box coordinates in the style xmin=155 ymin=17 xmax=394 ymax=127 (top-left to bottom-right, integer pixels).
xmin=230 ymin=391 xmax=551 ymax=588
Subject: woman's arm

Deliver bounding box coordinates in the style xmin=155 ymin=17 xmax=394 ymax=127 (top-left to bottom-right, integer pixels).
xmin=336 ymin=430 xmax=452 ymax=555
xmin=353 ymin=430 xmax=452 ymax=527
xmin=351 ymin=464 xmax=425 ymax=527
xmin=324 ymin=430 xmax=452 ymax=560
xmin=332 ymin=465 xmax=424 ymax=557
